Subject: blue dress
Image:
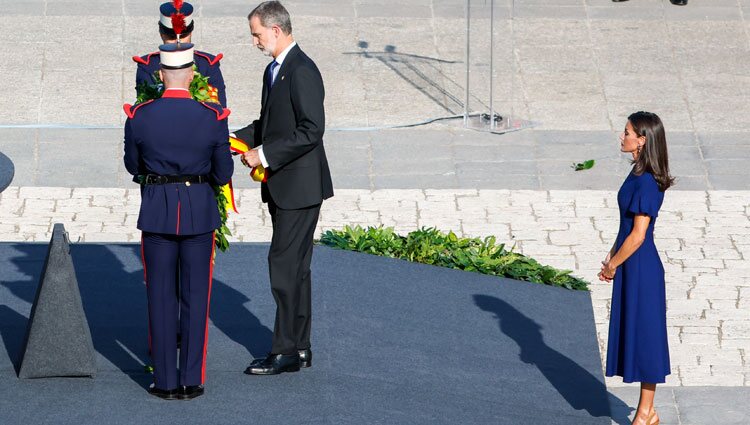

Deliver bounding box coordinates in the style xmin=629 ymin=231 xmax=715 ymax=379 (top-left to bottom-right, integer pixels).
xmin=606 ymin=171 xmax=671 ymax=383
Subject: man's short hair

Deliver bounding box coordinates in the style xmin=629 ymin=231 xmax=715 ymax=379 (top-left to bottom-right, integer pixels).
xmin=248 ymin=1 xmax=292 ymax=35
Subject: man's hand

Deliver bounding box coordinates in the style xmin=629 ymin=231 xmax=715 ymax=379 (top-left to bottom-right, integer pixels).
xmin=242 ymin=149 xmax=261 ymax=168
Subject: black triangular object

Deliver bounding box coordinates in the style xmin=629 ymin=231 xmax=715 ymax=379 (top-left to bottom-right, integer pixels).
xmin=18 ymin=223 xmax=96 ymax=378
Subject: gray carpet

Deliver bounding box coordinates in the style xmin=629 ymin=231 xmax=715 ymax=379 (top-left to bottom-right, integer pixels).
xmin=0 ymin=243 xmax=630 ymax=424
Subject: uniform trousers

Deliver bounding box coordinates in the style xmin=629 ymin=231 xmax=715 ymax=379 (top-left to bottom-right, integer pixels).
xmin=267 ymin=200 xmax=321 ymax=355
xmin=141 ymin=231 xmax=215 ymax=390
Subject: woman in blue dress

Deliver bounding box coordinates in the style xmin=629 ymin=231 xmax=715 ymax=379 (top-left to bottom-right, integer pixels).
xmin=599 ymin=111 xmax=675 ymax=425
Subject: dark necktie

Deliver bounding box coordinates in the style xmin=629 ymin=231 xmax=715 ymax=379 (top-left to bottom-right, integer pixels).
xmin=266 ymin=60 xmax=279 ymax=88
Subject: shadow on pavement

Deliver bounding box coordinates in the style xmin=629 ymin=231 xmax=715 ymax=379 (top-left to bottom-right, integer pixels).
xmin=0 ymin=244 xmax=272 ymax=387
xmin=474 ymin=294 xmax=633 ymax=425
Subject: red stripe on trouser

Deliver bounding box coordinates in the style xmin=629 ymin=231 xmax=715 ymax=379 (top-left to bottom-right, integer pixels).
xmin=141 ymin=234 xmax=152 ymax=353
xmin=200 ymin=231 xmax=216 ymax=384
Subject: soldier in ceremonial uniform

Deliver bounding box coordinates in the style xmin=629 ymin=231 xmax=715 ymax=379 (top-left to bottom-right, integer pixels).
xmin=123 ymin=42 xmax=233 ymax=400
xmin=133 ymin=1 xmax=227 ymax=106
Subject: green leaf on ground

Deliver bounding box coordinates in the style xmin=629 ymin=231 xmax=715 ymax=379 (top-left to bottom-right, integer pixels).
xmin=572 ymin=159 xmax=595 ymax=171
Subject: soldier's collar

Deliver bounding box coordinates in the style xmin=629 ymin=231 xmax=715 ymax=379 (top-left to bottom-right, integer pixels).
xmin=162 ymin=88 xmax=192 ymax=99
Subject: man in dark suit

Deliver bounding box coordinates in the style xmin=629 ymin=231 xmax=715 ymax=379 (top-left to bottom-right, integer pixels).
xmin=235 ymin=1 xmax=333 ymax=376
xmin=124 ymin=42 xmax=234 ymax=399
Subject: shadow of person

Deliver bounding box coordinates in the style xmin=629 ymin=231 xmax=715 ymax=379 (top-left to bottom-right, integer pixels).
xmin=209 ymin=278 xmax=273 ymax=360
xmin=0 ymin=243 xmax=151 ymax=388
xmin=473 ymin=294 xmax=633 ymax=425
xmin=0 ymin=305 xmax=29 ymax=374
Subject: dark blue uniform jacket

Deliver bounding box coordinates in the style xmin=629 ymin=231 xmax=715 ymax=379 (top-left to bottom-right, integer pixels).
xmin=123 ymin=89 xmax=234 ymax=235
xmin=134 ymin=50 xmax=227 ymax=107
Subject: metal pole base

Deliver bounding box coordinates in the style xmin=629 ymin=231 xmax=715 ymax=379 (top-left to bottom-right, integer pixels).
xmin=456 ymin=112 xmax=537 ymax=135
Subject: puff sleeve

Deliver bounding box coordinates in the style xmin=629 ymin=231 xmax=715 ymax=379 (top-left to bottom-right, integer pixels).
xmin=627 ymin=174 xmax=663 ymax=218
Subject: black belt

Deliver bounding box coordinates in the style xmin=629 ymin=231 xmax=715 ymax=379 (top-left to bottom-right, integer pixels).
xmin=142 ymin=174 xmax=209 ymax=185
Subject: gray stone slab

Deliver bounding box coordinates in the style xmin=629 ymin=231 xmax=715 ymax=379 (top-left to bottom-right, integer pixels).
xmin=0 ymin=0 xmax=44 ymax=15
xmin=0 ymin=42 xmax=44 ymax=71
xmin=667 ymin=145 xmax=703 ymax=161
xmin=536 ymin=159 xmax=630 ymax=177
xmin=665 ymin=131 xmax=699 ymax=146
xmin=538 ymin=174 xmax=624 ymax=191
xmin=700 ymin=145 xmax=750 ymax=160
xmin=512 ymin=5 xmax=587 ymax=20
xmin=355 ymin=4 xmax=433 ymax=18
xmin=0 ymin=133 xmax=38 ymax=186
xmin=457 ymin=161 xmax=535 ymax=178
xmin=670 ymin=160 xmax=710 ymax=179
xmin=46 ymin=1 xmax=123 ymax=16
xmin=456 ymin=144 xmax=536 ymax=162
xmin=330 ymin=174 xmax=372 ymax=189
xmin=286 ymin=3 xmax=356 ymax=18
xmin=122 ymin=0 xmax=155 ymax=17
xmin=458 ymin=174 xmax=539 ymax=190
xmin=328 ymin=159 xmax=371 ymax=176
xmin=452 ymin=129 xmax=537 ymax=146
xmin=0 ymin=69 xmax=42 ymax=124
xmin=45 ymin=42 xmax=123 ymax=72
xmin=674 ymin=387 xmax=750 ymax=425
xmin=201 ymin=0 xmax=257 ymax=17
xmin=536 ymin=144 xmax=618 ymax=162
xmin=664 ymin=6 xmax=742 ymax=22
xmin=40 ymin=70 xmax=122 ymax=126
xmin=37 ymin=138 xmax=119 ymax=187
xmin=374 ymin=158 xmax=456 ymax=176
xmin=704 ymin=160 xmax=750 ymax=175
xmin=670 ymin=175 xmax=710 ymax=191
xmin=374 ymin=173 xmax=458 ymax=189
xmin=586 ymin=6 xmax=664 ymax=21
xmin=708 ymin=174 xmax=750 ymax=191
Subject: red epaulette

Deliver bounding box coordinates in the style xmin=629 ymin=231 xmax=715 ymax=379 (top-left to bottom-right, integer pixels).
xmin=194 ymin=51 xmax=223 ymax=66
xmin=123 ymin=100 xmax=155 ymax=119
xmin=200 ymin=102 xmax=231 ymax=120
xmin=132 ymin=52 xmax=159 ymax=65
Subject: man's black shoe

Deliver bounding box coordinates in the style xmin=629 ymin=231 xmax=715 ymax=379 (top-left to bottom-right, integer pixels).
xmin=148 ymin=384 xmax=178 ymax=400
xmin=244 ymin=353 xmax=300 ymax=375
xmin=299 ymin=348 xmax=312 ymax=368
xmin=178 ymin=385 xmax=204 ymax=400
xmin=670 ymin=0 xmax=687 ymax=5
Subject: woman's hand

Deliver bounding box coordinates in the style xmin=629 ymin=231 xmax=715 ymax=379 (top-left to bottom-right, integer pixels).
xmin=598 ymin=263 xmax=616 ymax=282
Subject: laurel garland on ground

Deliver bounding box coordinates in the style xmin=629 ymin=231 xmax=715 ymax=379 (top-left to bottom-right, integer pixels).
xmin=135 ymin=68 xmax=231 ymax=253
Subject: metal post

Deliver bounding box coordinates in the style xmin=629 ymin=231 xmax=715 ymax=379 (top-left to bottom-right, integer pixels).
xmin=489 ymin=0 xmax=495 ymax=129
xmin=464 ymin=0 xmax=470 ymax=126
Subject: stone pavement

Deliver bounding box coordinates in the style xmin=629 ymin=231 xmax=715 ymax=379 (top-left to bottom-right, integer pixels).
xmin=1 ymin=0 xmax=750 ymax=132
xmin=1 ymin=127 xmax=749 ymax=190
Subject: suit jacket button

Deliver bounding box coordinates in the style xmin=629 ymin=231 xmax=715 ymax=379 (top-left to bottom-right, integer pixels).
xmin=186 ymin=181 xmax=191 ymax=187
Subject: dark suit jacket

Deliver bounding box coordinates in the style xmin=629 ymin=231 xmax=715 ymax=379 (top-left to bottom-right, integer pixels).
xmin=235 ymin=44 xmax=334 ymax=210
xmin=123 ymin=93 xmax=234 ymax=235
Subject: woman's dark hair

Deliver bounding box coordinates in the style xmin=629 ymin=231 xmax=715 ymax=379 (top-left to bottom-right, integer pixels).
xmin=628 ymin=111 xmax=675 ymax=191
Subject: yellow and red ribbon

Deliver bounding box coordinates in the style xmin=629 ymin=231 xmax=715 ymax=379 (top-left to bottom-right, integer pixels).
xmin=222 ymin=136 xmax=267 ymax=214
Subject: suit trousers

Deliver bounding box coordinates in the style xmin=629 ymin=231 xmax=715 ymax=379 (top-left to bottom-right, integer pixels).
xmin=267 ymin=200 xmax=321 ymax=355
xmin=141 ymin=231 xmax=215 ymax=390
